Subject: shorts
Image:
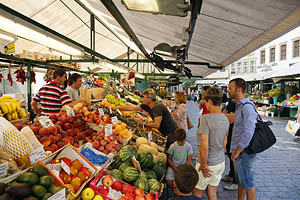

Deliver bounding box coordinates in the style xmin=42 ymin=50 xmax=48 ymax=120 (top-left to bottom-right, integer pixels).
xmin=195 ymin=161 xmax=225 ymax=190
xmin=233 ymin=151 xmax=256 ymax=190
xmin=166 ymin=167 xmax=175 ymax=181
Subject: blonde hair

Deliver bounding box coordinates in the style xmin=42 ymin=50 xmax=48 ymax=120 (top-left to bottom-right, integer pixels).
xmin=175 ymin=92 xmax=186 ymax=104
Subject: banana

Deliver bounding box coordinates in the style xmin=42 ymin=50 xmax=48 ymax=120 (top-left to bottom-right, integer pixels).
xmin=9 ymin=102 xmax=17 ymax=113
xmin=0 ymin=96 xmax=13 ymax=101
xmin=0 ymin=99 xmax=21 ymax=105
xmin=0 ymin=102 xmax=8 ymax=113
xmin=19 ymin=109 xmax=27 ymax=119
xmin=6 ymin=113 xmax=12 ymax=121
xmin=3 ymin=102 xmax=12 ymax=113
xmin=11 ymin=112 xmax=17 ymax=120
xmin=16 ymin=104 xmax=21 ymax=112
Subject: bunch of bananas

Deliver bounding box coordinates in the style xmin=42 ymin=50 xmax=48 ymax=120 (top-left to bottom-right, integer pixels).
xmin=0 ymin=96 xmax=27 ymax=121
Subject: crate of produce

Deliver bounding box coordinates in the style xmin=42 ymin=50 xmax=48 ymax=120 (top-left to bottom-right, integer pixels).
xmin=133 ymin=127 xmax=166 ymax=151
xmin=87 ymin=168 xmax=159 ymax=200
xmin=0 ymin=162 xmax=68 ymax=200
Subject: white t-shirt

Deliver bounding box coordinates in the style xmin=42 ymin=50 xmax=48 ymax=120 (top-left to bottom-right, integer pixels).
xmin=66 ymin=86 xmax=78 ymax=101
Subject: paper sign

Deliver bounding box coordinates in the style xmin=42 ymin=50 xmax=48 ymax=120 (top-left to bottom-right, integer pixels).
xmin=66 ymin=106 xmax=75 ymax=116
xmin=148 ymin=131 xmax=152 ymax=142
xmin=38 ymin=116 xmax=54 ymax=128
xmin=98 ymin=108 xmax=104 ymax=116
xmin=109 ymin=106 xmax=112 ymax=114
xmin=132 ymin=156 xmax=142 ymax=173
xmin=117 ymin=93 xmax=121 ymax=98
xmin=112 ymin=116 xmax=118 ymax=124
xmin=117 ymin=109 xmax=122 ymax=116
xmin=61 ymin=160 xmax=70 ymax=175
xmin=0 ymin=161 xmax=8 ymax=177
xmin=105 ymin=124 xmax=113 ymax=136
xmin=29 ymin=147 xmax=46 ymax=165
xmin=49 ymin=188 xmax=66 ymax=200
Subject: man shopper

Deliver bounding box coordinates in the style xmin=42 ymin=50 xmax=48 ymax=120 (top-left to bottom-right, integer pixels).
xmin=228 ymin=78 xmax=257 ymax=200
xmin=117 ymin=88 xmax=178 ymax=149
xmin=66 ymin=73 xmax=82 ymax=101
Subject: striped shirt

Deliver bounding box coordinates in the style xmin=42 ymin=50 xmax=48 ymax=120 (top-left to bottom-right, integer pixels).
xmin=33 ymin=81 xmax=72 ymax=115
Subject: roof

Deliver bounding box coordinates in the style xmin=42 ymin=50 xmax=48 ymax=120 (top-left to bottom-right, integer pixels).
xmin=1 ymin=0 xmax=300 ymax=77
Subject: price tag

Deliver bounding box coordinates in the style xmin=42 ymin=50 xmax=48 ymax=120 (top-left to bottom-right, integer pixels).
xmin=105 ymin=124 xmax=113 ymax=136
xmin=38 ymin=116 xmax=54 ymax=128
xmin=148 ymin=131 xmax=152 ymax=142
xmin=29 ymin=147 xmax=46 ymax=165
xmin=98 ymin=108 xmax=105 ymax=116
xmin=61 ymin=160 xmax=70 ymax=175
xmin=132 ymin=156 xmax=142 ymax=173
xmin=0 ymin=161 xmax=8 ymax=177
xmin=66 ymin=106 xmax=75 ymax=116
xmin=109 ymin=106 xmax=112 ymax=114
xmin=117 ymin=109 xmax=122 ymax=116
xmin=117 ymin=93 xmax=121 ymax=98
xmin=112 ymin=116 xmax=118 ymax=124
xmin=49 ymin=188 xmax=66 ymax=200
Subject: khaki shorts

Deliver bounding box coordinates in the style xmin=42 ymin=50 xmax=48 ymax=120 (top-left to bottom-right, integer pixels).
xmin=195 ymin=161 xmax=225 ymax=190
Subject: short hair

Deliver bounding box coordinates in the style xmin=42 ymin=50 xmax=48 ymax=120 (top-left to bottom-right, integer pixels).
xmin=175 ymin=128 xmax=186 ymax=141
xmin=203 ymin=86 xmax=211 ymax=91
xmin=175 ymin=165 xmax=199 ymax=194
xmin=143 ymin=88 xmax=156 ymax=101
xmin=69 ymin=73 xmax=81 ymax=85
xmin=53 ymin=68 xmax=66 ymax=79
xmin=203 ymin=87 xmax=223 ymax=106
xmin=230 ymin=78 xmax=246 ymax=93
xmin=175 ymin=92 xmax=186 ymax=104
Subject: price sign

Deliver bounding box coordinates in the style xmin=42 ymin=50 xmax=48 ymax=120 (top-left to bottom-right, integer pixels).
xmin=98 ymin=108 xmax=104 ymax=116
xmin=105 ymin=124 xmax=113 ymax=136
xmin=117 ymin=109 xmax=122 ymax=116
xmin=132 ymin=156 xmax=142 ymax=173
xmin=61 ymin=160 xmax=70 ymax=175
xmin=117 ymin=93 xmax=121 ymax=98
xmin=112 ymin=116 xmax=118 ymax=125
xmin=148 ymin=131 xmax=152 ymax=142
xmin=49 ymin=188 xmax=66 ymax=200
xmin=38 ymin=116 xmax=54 ymax=128
xmin=29 ymin=147 xmax=46 ymax=165
xmin=0 ymin=161 xmax=8 ymax=177
xmin=109 ymin=106 xmax=112 ymax=114
xmin=66 ymin=106 xmax=75 ymax=116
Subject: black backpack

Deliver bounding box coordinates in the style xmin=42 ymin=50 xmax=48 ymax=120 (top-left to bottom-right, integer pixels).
xmin=241 ymin=102 xmax=276 ymax=154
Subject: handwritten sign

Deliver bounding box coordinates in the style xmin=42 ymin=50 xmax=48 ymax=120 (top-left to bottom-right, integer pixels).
xmin=0 ymin=162 xmax=8 ymax=177
xmin=132 ymin=156 xmax=142 ymax=173
xmin=109 ymin=106 xmax=112 ymax=114
xmin=105 ymin=124 xmax=113 ymax=136
xmin=112 ymin=116 xmax=118 ymax=125
xmin=38 ymin=116 xmax=54 ymax=128
xmin=49 ymin=188 xmax=66 ymax=200
xmin=148 ymin=131 xmax=152 ymax=142
xmin=98 ymin=108 xmax=104 ymax=116
xmin=117 ymin=109 xmax=122 ymax=116
xmin=61 ymin=160 xmax=70 ymax=175
xmin=29 ymin=147 xmax=46 ymax=165
xmin=66 ymin=106 xmax=75 ymax=116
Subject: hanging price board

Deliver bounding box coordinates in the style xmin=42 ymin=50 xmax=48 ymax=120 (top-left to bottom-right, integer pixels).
xmin=38 ymin=116 xmax=54 ymax=128
xmin=112 ymin=116 xmax=118 ymax=125
xmin=66 ymin=106 xmax=75 ymax=116
xmin=98 ymin=108 xmax=104 ymax=116
xmin=0 ymin=162 xmax=8 ymax=177
xmin=49 ymin=188 xmax=66 ymax=200
xmin=29 ymin=147 xmax=46 ymax=165
xmin=105 ymin=124 xmax=113 ymax=136
xmin=148 ymin=131 xmax=152 ymax=142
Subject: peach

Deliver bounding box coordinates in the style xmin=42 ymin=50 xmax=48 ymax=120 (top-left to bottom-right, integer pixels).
xmin=62 ymin=138 xmax=70 ymax=145
xmin=55 ymin=121 xmax=64 ymax=127
xmin=49 ymin=135 xmax=57 ymax=144
xmin=73 ymin=143 xmax=79 ymax=148
xmin=55 ymin=134 xmax=62 ymax=142
xmin=67 ymin=129 xmax=75 ymax=137
xmin=30 ymin=125 xmax=39 ymax=135
xmin=92 ymin=141 xmax=100 ymax=149
xmin=67 ymin=136 xmax=74 ymax=145
xmin=14 ymin=123 xmax=24 ymax=131
xmin=44 ymin=146 xmax=54 ymax=152
xmin=51 ymin=118 xmax=57 ymax=124
xmin=57 ymin=142 xmax=65 ymax=149
xmin=39 ymin=127 xmax=49 ymax=136
xmin=63 ymin=123 xmax=73 ymax=131
xmin=48 ymin=126 xmax=57 ymax=135
xmin=34 ymin=121 xmax=41 ymax=127
xmin=40 ymin=136 xmax=51 ymax=147
xmin=50 ymin=143 xmax=58 ymax=152
xmin=67 ymin=116 xmax=75 ymax=123
xmin=55 ymin=125 xmax=62 ymax=133
xmin=61 ymin=131 xmax=68 ymax=138
xmin=61 ymin=118 xmax=68 ymax=124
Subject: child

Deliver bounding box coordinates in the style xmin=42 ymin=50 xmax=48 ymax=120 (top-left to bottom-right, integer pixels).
xmin=167 ymin=128 xmax=193 ymax=196
xmin=168 ymin=165 xmax=203 ymax=200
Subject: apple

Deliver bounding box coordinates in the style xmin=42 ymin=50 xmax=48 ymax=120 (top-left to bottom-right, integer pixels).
xmin=98 ymin=185 xmax=109 ymax=196
xmin=122 ymin=184 xmax=134 ymax=194
xmin=102 ymin=176 xmax=113 ymax=187
xmin=125 ymin=192 xmax=135 ymax=200
xmin=111 ymin=180 xmax=123 ymax=191
xmin=81 ymin=188 xmax=94 ymax=200
xmin=134 ymin=188 xmax=144 ymax=197
xmin=144 ymin=193 xmax=154 ymax=200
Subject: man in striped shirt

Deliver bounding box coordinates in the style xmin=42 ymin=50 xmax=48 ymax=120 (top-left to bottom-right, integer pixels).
xmin=31 ymin=68 xmax=75 ymax=116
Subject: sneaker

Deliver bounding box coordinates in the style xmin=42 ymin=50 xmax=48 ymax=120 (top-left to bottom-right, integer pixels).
xmin=224 ymin=184 xmax=238 ymax=191
xmin=221 ymin=175 xmax=233 ymax=182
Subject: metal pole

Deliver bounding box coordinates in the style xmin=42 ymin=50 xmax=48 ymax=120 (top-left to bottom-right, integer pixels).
xmin=127 ymin=47 xmax=130 ymax=69
xmin=27 ymin=62 xmax=32 ymax=112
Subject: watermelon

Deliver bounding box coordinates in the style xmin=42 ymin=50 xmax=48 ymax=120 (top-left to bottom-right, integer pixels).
xmin=123 ymin=167 xmax=139 ymax=183
xmin=111 ymin=156 xmax=122 ymax=169
xmin=134 ymin=177 xmax=149 ymax=192
xmin=148 ymin=179 xmax=160 ymax=192
xmin=145 ymin=170 xmax=157 ymax=180
xmin=120 ymin=145 xmax=137 ymax=162
xmin=138 ymin=151 xmax=153 ymax=169
xmin=140 ymin=171 xmax=148 ymax=179
xmin=152 ymin=162 xmax=166 ymax=180
xmin=110 ymin=169 xmax=123 ymax=181
xmin=119 ymin=162 xmax=133 ymax=172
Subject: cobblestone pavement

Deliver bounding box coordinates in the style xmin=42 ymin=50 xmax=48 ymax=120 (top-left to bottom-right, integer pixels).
xmin=186 ymin=101 xmax=300 ymax=200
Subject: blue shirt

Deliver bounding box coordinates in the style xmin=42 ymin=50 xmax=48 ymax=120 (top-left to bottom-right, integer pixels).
xmin=230 ymin=97 xmax=257 ymax=152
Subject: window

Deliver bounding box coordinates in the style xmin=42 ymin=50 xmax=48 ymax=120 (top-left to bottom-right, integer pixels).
xmin=237 ymin=62 xmax=242 ymax=73
xmin=250 ymin=60 xmax=256 ymax=72
xmin=243 ymin=61 xmax=249 ymax=73
xmin=231 ymin=64 xmax=236 ymax=74
xmin=294 ymin=40 xmax=300 ymax=57
xmin=270 ymin=47 xmax=275 ymax=62
xmin=260 ymin=50 xmax=265 ymax=64
xmin=280 ymin=44 xmax=286 ymax=60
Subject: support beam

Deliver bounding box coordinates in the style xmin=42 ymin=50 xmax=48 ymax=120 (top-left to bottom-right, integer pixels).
xmin=114 ymin=50 xmax=134 ymax=59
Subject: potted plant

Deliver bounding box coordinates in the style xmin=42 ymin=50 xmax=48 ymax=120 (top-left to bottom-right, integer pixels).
xmin=268 ymin=88 xmax=281 ymax=105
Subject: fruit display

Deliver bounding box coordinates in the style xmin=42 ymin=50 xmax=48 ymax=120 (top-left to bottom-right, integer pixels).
xmin=134 ymin=128 xmax=166 ymax=147
xmin=0 ymin=148 xmax=23 ymax=178
xmin=105 ymin=94 xmax=126 ymax=106
xmin=0 ymin=96 xmax=27 ymax=121
xmin=88 ymin=169 xmax=157 ymax=200
xmin=0 ymin=164 xmax=64 ymax=200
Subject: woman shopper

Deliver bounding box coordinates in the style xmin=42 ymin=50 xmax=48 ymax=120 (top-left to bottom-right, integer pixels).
xmin=173 ymin=92 xmax=188 ymax=133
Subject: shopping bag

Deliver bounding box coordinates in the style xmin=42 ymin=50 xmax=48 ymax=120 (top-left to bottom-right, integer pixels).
xmin=285 ymin=120 xmax=300 ymax=135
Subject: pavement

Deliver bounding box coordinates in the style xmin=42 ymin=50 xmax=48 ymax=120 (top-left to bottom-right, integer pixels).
xmin=185 ymin=101 xmax=300 ymax=200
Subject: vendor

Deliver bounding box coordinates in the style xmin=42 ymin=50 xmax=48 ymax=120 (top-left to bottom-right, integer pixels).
xmin=117 ymin=88 xmax=178 ymax=149
xmin=66 ymin=73 xmax=82 ymax=101
xmin=31 ymin=68 xmax=83 ymax=116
